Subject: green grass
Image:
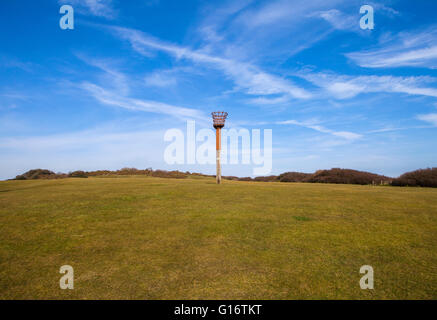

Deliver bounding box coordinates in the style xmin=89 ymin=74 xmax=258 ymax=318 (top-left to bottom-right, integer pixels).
xmin=0 ymin=176 xmax=436 ymax=299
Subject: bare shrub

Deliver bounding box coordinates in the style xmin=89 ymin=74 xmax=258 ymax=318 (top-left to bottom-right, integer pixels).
xmin=253 ymin=175 xmax=279 ymax=182
xmin=305 ymin=168 xmax=391 ymax=185
xmin=68 ymin=171 xmax=88 ymax=178
xmin=391 ymin=168 xmax=437 ymax=188
xmin=150 ymin=170 xmax=187 ymax=179
xmin=15 ymin=169 xmax=61 ymax=180
xmin=278 ymin=172 xmax=312 ymax=182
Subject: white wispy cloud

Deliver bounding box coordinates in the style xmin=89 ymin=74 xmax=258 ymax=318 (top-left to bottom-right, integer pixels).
xmin=196 ymin=0 xmax=349 ymax=60
xmin=417 ymin=113 xmax=437 ymax=126
xmin=369 ymin=2 xmax=399 ymax=17
xmin=300 ymin=72 xmax=437 ymax=99
xmin=309 ymin=9 xmax=357 ymax=31
xmin=346 ymin=26 xmax=437 ymax=69
xmin=234 ymin=0 xmax=344 ymax=30
xmin=74 ymin=55 xmax=207 ymax=121
xmin=108 ymin=26 xmax=312 ymax=102
xmin=247 ymin=95 xmax=291 ymax=105
xmin=144 ymin=70 xmax=178 ymax=88
xmin=76 ymin=54 xmax=130 ymax=94
xmin=366 ymin=125 xmax=433 ymax=133
xmin=0 ymin=126 xmax=159 ymax=150
xmin=277 ymin=119 xmax=362 ymax=141
xmin=59 ymin=0 xmax=116 ymax=19
xmin=80 ymin=82 xmax=206 ymax=120
xmin=0 ymin=56 xmax=37 ymax=72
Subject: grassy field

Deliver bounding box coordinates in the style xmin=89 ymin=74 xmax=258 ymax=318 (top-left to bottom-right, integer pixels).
xmin=0 ymin=176 xmax=436 ymax=299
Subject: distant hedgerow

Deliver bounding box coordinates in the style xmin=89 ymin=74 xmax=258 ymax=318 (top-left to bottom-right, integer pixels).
xmin=14 ymin=169 xmax=65 ymax=180
xmin=68 ymin=171 xmax=88 ymax=178
xmin=11 ymin=167 xmax=436 ymax=188
xmin=305 ymin=168 xmax=391 ymax=185
xmin=391 ymin=168 xmax=437 ymax=188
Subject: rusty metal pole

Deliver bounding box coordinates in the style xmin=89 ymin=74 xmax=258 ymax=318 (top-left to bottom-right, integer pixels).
xmin=212 ymin=111 xmax=227 ymax=185
xmin=216 ymin=127 xmax=221 ymax=184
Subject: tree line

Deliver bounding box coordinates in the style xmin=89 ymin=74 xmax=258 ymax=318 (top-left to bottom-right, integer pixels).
xmin=12 ymin=167 xmax=437 ymax=188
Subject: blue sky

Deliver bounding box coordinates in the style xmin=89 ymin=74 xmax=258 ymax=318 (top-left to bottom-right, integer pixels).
xmin=0 ymin=0 xmax=436 ymax=180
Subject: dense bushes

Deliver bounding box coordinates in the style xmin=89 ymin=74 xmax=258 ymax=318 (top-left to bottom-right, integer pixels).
xmin=224 ymin=168 xmax=390 ymax=185
xmin=150 ymin=170 xmax=187 ymax=179
xmin=86 ymin=168 xmax=188 ymax=179
xmin=236 ymin=177 xmax=253 ymax=181
xmin=12 ymin=167 xmax=437 ymax=188
xmin=391 ymin=168 xmax=437 ymax=188
xmin=249 ymin=168 xmax=436 ymax=187
xmin=68 ymin=171 xmax=88 ymax=178
xmin=222 ymin=176 xmax=240 ymax=181
xmin=278 ymin=172 xmax=312 ymax=182
xmin=305 ymin=168 xmax=391 ymax=185
xmin=15 ymin=169 xmax=66 ymax=180
xmin=253 ymin=175 xmax=279 ymax=182
xmin=14 ymin=168 xmax=189 ymax=180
